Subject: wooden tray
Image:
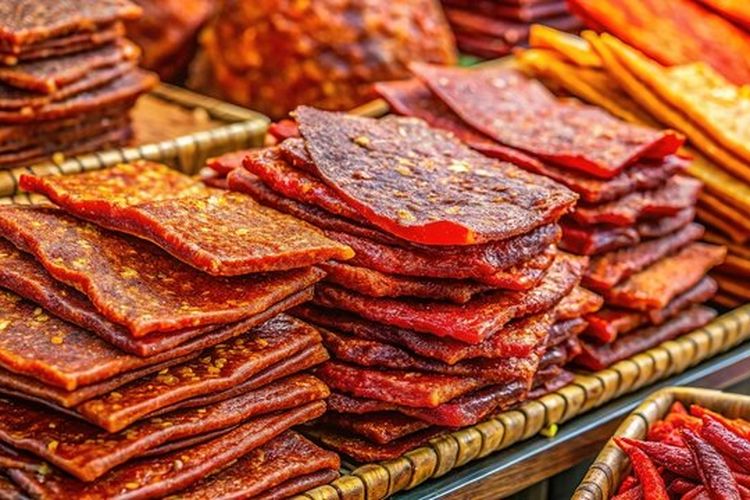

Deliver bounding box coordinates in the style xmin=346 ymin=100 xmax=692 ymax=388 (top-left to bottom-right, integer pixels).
xmin=294 ymin=306 xmax=750 ymax=500
xmin=0 ymin=83 xmax=269 ymax=198
xmin=573 ymin=385 xmax=750 ymax=499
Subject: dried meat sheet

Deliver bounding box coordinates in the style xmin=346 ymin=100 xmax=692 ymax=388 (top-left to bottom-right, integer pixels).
xmin=448 ymin=0 xmax=569 ymax=20
xmin=325 ymin=380 xmax=528 ymax=427
xmin=305 ymin=426 xmax=444 ymax=462
xmin=603 ymin=243 xmax=726 ymax=311
xmin=21 ymin=162 xmax=353 ymax=276
xmin=313 ymin=253 xmax=587 ymax=343
xmin=0 ymin=205 xmax=325 ymax=337
xmin=575 ymin=306 xmax=717 ymax=370
xmin=0 ymin=375 xmax=328 ymax=481
xmin=7 ymin=402 xmax=325 ymax=500
xmin=570 ymin=176 xmax=701 ymax=226
xmin=584 ymin=223 xmax=704 ymax=290
xmin=554 ymin=286 xmax=604 ymax=321
xmin=584 ymin=277 xmax=718 ymax=343
xmin=320 ymin=327 xmax=540 ymax=383
xmin=244 ymin=147 xmax=365 ymax=221
xmin=318 ymin=411 xmax=432 ymax=444
xmin=0 ymin=239 xmax=310 ymax=357
xmin=0 ymin=287 xmax=306 ymax=391
xmin=410 ymin=64 xmax=683 ymax=178
xmin=528 ymin=370 xmax=575 ymax=399
xmin=0 ymin=1 xmax=140 ymax=48
xmin=177 ymin=431 xmax=339 ymax=499
xmin=0 ymin=69 xmax=156 ymax=123
xmin=295 ymin=106 xmax=577 ymax=245
xmin=294 ymin=304 xmax=552 ymax=364
xmin=0 ymin=22 xmax=123 ymax=59
xmin=206 ymin=149 xmax=251 ymax=175
xmin=0 ymin=41 xmax=136 ymax=93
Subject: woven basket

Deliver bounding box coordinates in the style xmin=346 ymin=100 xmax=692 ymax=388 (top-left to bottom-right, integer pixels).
xmin=0 ymin=83 xmax=269 ymax=198
xmin=574 ymin=386 xmax=750 ymax=499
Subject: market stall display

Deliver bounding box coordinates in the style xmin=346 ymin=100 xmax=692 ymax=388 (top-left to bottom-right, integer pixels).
xmin=0 ymin=0 xmax=157 ymax=169
xmin=0 ymin=161 xmax=352 ymax=497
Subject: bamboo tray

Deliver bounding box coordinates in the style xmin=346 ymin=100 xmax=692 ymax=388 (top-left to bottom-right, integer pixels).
xmin=294 ymin=305 xmax=750 ymax=500
xmin=0 ymin=83 xmax=269 ymax=199
xmin=573 ymin=386 xmax=750 ymax=499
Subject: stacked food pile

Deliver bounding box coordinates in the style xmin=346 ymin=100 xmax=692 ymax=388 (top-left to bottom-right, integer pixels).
xmin=376 ymin=63 xmax=726 ymax=371
xmin=516 ymin=28 xmax=748 ymax=308
xmin=440 ymin=0 xmax=582 ymax=58
xmin=0 ymin=0 xmax=157 ymax=170
xmin=206 ymin=106 xmax=603 ymax=462
xmin=0 ymin=161 xmax=355 ymax=497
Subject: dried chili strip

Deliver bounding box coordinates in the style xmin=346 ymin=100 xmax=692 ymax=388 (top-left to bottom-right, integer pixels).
xmin=584 ymin=223 xmax=704 ymax=290
xmin=313 ymin=253 xmax=586 ymax=344
xmin=410 ymin=64 xmax=683 ymax=178
xmin=7 ymin=402 xmax=325 ymax=500
xmin=295 ymin=106 xmax=577 ymax=245
xmin=294 ymin=304 xmax=551 ymax=364
xmin=177 ymin=431 xmax=339 ymax=500
xmin=603 ymin=243 xmax=726 ymax=311
xmin=21 ymin=163 xmax=353 ymax=276
xmin=0 ymin=205 xmax=325 ymax=336
xmin=574 ymin=306 xmax=717 ymax=370
xmin=0 ymin=375 xmax=328 ymax=481
xmin=570 ymin=176 xmax=702 ymax=227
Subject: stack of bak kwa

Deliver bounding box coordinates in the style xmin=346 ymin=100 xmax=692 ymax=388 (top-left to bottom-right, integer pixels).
xmin=0 ymin=160 xmax=354 ymax=498
xmin=440 ymin=0 xmax=583 ymax=58
xmin=207 ymin=105 xmax=589 ymax=462
xmin=376 ymin=63 xmax=725 ymax=373
xmin=0 ymin=0 xmax=158 ymax=170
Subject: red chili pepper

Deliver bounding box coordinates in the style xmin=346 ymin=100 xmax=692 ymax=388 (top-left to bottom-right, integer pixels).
xmin=682 ymin=428 xmax=741 ymax=500
xmin=668 ymin=477 xmax=699 ymax=496
xmin=618 ymin=474 xmax=639 ymax=494
xmin=615 ymin=438 xmax=669 ymax=500
xmin=701 ymin=415 xmax=750 ymax=471
xmin=671 ymin=401 xmax=689 ymax=415
xmin=665 ymin=412 xmax=702 ymax=432
xmin=691 ymin=405 xmax=750 ymax=440
xmin=613 ymin=485 xmax=643 ymax=500
xmin=682 ymin=485 xmax=710 ymax=500
xmin=618 ymin=437 xmax=698 ymax=478
xmin=648 ymin=421 xmax=676 ymax=442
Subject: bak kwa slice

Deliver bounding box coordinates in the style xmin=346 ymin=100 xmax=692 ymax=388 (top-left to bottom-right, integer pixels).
xmin=409 ymin=63 xmax=683 ymax=179
xmin=0 ymin=1 xmax=141 ymax=49
xmin=320 ymin=327 xmax=540 ymax=383
xmin=294 ymin=304 xmax=552 ymax=363
xmin=0 ymin=239 xmax=311 ymax=357
xmin=584 ymin=277 xmax=718 ymax=343
xmin=73 ymin=315 xmax=324 ymax=432
xmin=325 ymin=380 xmax=528 ymax=427
xmin=0 ymin=205 xmax=326 ymax=337
xmin=21 ymin=162 xmax=353 ymax=276
xmin=313 ymin=253 xmax=587 ymax=343
xmin=584 ymin=223 xmax=705 ymax=290
xmin=0 ymin=375 xmax=328 ymax=481
xmin=318 ymin=411 xmax=432 ymax=444
xmin=177 ymin=431 xmax=339 ymax=500
xmin=570 ymin=175 xmax=702 ymax=226
xmin=294 ymin=106 xmax=577 ymax=246
xmin=0 ymin=69 xmax=156 ymax=123
xmin=0 ymin=288 xmax=308 ymax=391
xmin=554 ymin=286 xmax=604 ymax=320
xmin=305 ymin=426 xmax=445 ymax=462
xmin=603 ymin=242 xmax=726 ymax=311
xmin=7 ymin=401 xmax=325 ymax=500
xmin=0 ymin=22 xmax=124 ymax=63
xmin=0 ymin=41 xmax=137 ymax=93
xmin=575 ymin=306 xmax=717 ymax=370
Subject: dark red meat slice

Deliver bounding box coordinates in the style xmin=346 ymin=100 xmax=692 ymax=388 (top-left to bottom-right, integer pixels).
xmin=0 ymin=206 xmax=325 ymax=337
xmin=305 ymin=426 xmax=445 ymax=462
xmin=268 ymin=119 xmax=300 ymax=143
xmin=20 ymin=163 xmax=353 ymax=276
xmin=295 ymin=106 xmax=578 ymax=245
xmin=318 ymin=412 xmax=432 ymax=444
xmin=176 ymin=431 xmax=339 ymax=500
xmin=560 ymin=222 xmax=640 ymax=256
xmin=603 ymin=243 xmax=726 ymax=311
xmin=584 ymin=223 xmax=704 ymax=290
xmin=575 ymin=306 xmax=717 ymax=370
xmin=6 ymin=402 xmax=325 ymax=500
xmin=325 ymin=380 xmax=528 ymax=427
xmin=477 ymin=246 xmax=556 ymax=288
xmin=205 ymin=149 xmax=251 ymax=175
xmin=319 ymin=327 xmax=540 ymax=383
xmin=294 ymin=304 xmax=552 ymax=364
xmin=528 ymin=370 xmax=575 ymax=399
xmin=313 ymin=253 xmax=586 ymax=343
xmin=410 ymin=64 xmax=683 ymax=179
xmin=554 ymin=286 xmax=604 ymax=320
xmin=447 ymin=0 xmax=570 ymax=20
xmin=547 ymin=318 xmax=588 ymax=347
xmin=0 ymin=375 xmax=328 ymax=481
xmin=445 ymin=8 xmax=582 ymax=42
xmin=243 ymin=147 xmax=364 ymax=221
xmin=584 ymin=277 xmax=718 ymax=343
xmin=259 ymin=470 xmax=340 ymax=500
xmin=637 ymin=207 xmax=696 ymax=238
xmin=570 ymin=176 xmax=702 ymax=226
